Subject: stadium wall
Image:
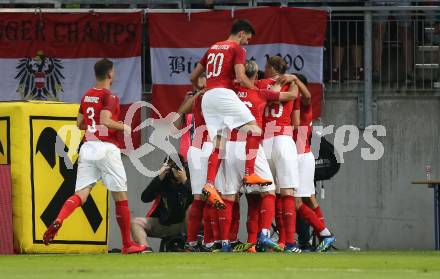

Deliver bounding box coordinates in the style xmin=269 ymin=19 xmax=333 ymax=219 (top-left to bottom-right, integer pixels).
xmin=109 ymin=96 xmax=439 ymax=251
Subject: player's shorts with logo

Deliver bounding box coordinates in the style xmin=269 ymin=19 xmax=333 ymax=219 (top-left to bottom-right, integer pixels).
xmin=201 ymin=88 xmax=255 ymax=140
xmin=187 ymin=142 xmax=224 ymax=195
xmin=294 ymin=151 xmax=316 ymax=197
xmin=220 ymin=141 xmax=275 ymax=195
xmin=75 ymin=141 xmax=127 ymax=192
xmin=263 ymin=135 xmax=300 ymax=192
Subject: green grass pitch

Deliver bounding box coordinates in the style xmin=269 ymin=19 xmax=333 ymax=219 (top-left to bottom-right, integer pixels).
xmin=1 ymin=252 xmax=440 ymax=279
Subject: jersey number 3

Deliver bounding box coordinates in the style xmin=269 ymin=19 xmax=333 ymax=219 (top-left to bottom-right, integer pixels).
xmin=86 ymin=107 xmax=97 ymax=133
xmin=206 ymin=53 xmax=224 ymax=78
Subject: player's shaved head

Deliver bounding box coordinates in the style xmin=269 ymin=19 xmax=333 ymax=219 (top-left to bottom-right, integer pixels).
xmin=245 ymin=60 xmax=258 ymax=79
xmin=94 ymin=58 xmax=114 ymax=81
xmin=231 ymin=19 xmax=256 ymax=36
xmin=267 ymin=56 xmax=288 ymax=74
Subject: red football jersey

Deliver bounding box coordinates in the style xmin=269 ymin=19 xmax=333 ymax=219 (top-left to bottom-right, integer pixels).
xmin=191 ymin=95 xmax=209 ymax=148
xmin=230 ymin=85 xmax=280 ymax=141
xmin=294 ymin=95 xmax=313 ymax=154
xmin=199 ymin=41 xmax=246 ymax=90
xmin=79 ymin=88 xmax=120 ymax=148
xmin=256 ymin=78 xmax=297 ymax=137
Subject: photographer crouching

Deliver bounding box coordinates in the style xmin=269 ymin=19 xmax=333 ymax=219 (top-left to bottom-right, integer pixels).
xmin=131 ymin=154 xmax=193 ymax=251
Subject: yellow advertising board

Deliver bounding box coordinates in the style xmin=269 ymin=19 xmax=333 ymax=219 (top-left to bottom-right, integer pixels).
xmin=0 ymin=101 xmax=108 ymax=253
xmin=0 ymin=116 xmax=10 ymax=165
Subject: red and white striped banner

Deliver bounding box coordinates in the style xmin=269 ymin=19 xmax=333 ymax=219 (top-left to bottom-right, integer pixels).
xmin=0 ymin=12 xmax=143 ymax=148
xmin=149 ymin=7 xmax=327 ymax=119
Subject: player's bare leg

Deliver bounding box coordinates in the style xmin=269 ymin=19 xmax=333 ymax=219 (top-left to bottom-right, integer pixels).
xmin=112 ymin=191 xmax=147 ymax=254
xmin=240 ymin=121 xmax=273 ymax=186
xmin=202 ymin=135 xmax=225 ymax=210
xmin=43 ymin=186 xmax=92 ymax=245
xmin=130 ymin=217 xmax=150 ymax=247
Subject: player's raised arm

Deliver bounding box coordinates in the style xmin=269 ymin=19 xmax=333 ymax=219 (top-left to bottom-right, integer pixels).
xmin=279 ymin=74 xmax=311 ymax=105
xmin=278 ymin=82 xmax=299 ymax=102
xmin=190 ymin=63 xmax=205 ymax=89
xmin=290 ymin=95 xmax=301 ymax=129
xmin=174 ymin=90 xmax=204 ymax=129
xmin=294 ymin=74 xmax=311 ymax=106
xmin=235 ymin=64 xmax=255 ymax=89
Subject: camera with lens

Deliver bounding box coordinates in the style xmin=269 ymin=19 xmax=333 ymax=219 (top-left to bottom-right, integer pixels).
xmin=165 ymin=156 xmax=181 ymax=171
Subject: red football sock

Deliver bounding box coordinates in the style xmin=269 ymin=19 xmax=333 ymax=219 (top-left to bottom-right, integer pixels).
xmin=314 ymin=206 xmax=326 ymax=226
xmin=115 ymin=200 xmax=133 ymax=247
xmin=246 ymin=194 xmax=260 ymax=244
xmin=206 ymin=148 xmax=221 ymax=185
xmin=203 ymin=203 xmax=213 ymax=244
xmin=229 ymin=201 xmax=240 ymax=242
xmin=56 ymin=194 xmax=82 ymax=223
xmin=187 ymin=199 xmax=205 ymax=243
xmin=298 ymin=203 xmax=325 ymax=234
xmin=245 ymin=135 xmax=260 ymax=175
xmin=260 ymin=194 xmax=275 ymax=230
xmin=209 ymin=204 xmax=220 ymax=242
xmin=282 ymin=195 xmax=297 ymax=245
xmin=275 ymin=195 xmax=285 ymax=245
xmin=217 ymin=200 xmax=234 ymax=241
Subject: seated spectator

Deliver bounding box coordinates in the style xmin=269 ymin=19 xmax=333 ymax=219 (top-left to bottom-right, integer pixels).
xmin=131 ymin=154 xmax=193 ymax=251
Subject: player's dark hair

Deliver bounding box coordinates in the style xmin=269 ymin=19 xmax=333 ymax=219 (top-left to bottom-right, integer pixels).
xmin=94 ymin=58 xmax=114 ymax=81
xmin=230 ymin=19 xmax=256 ymax=36
xmin=293 ymin=73 xmax=308 ymax=86
xmin=245 ymin=60 xmax=258 ymax=79
xmin=257 ymin=70 xmax=265 ymax=80
xmin=267 ymin=56 xmax=288 ymax=74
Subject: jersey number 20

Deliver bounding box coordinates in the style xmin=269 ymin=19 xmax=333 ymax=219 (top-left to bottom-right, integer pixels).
xmin=206 ymin=53 xmax=224 ymax=78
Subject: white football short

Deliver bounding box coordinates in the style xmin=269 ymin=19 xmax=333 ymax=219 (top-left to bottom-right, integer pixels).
xmin=221 ymin=141 xmax=275 ymax=195
xmin=294 ymin=152 xmax=316 ymax=197
xmin=75 ymin=141 xmax=127 ymax=192
xmin=263 ymin=135 xmax=300 ymax=192
xmin=201 ymin=88 xmax=255 ymax=141
xmin=187 ymin=142 xmax=212 ymax=195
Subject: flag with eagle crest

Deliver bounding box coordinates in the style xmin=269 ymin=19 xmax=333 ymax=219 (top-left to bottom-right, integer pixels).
xmin=15 ymin=51 xmax=64 ymax=100
xmin=0 ymin=12 xmax=143 ymax=148
xmin=0 ymin=12 xmax=142 ymax=105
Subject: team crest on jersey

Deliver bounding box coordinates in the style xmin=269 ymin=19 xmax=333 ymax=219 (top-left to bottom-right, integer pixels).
xmin=15 ymin=51 xmax=65 ymax=100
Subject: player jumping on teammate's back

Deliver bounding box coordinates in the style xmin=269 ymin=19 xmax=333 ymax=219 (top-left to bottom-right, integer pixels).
xmin=43 ymin=59 xmax=146 ymax=254
xmin=190 ymin=20 xmax=272 ymax=210
xmin=280 ymin=73 xmax=336 ymax=252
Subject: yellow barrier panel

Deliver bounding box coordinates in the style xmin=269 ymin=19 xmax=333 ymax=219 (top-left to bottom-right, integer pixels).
xmin=0 ymin=101 xmax=108 ymax=254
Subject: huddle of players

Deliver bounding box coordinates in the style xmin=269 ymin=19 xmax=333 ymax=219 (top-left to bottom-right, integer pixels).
xmin=182 ymin=20 xmax=336 ymax=253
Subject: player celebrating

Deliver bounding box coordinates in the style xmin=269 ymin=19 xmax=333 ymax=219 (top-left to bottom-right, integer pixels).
xmin=257 ymin=56 xmax=301 ymax=253
xmin=43 ymin=59 xmax=146 ymax=254
xmin=280 ymin=73 xmax=336 ymax=252
xmin=190 ymin=19 xmax=272 ymax=210
xmin=222 ymin=60 xmax=297 ymax=252
xmin=174 ymin=83 xmax=221 ymax=252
